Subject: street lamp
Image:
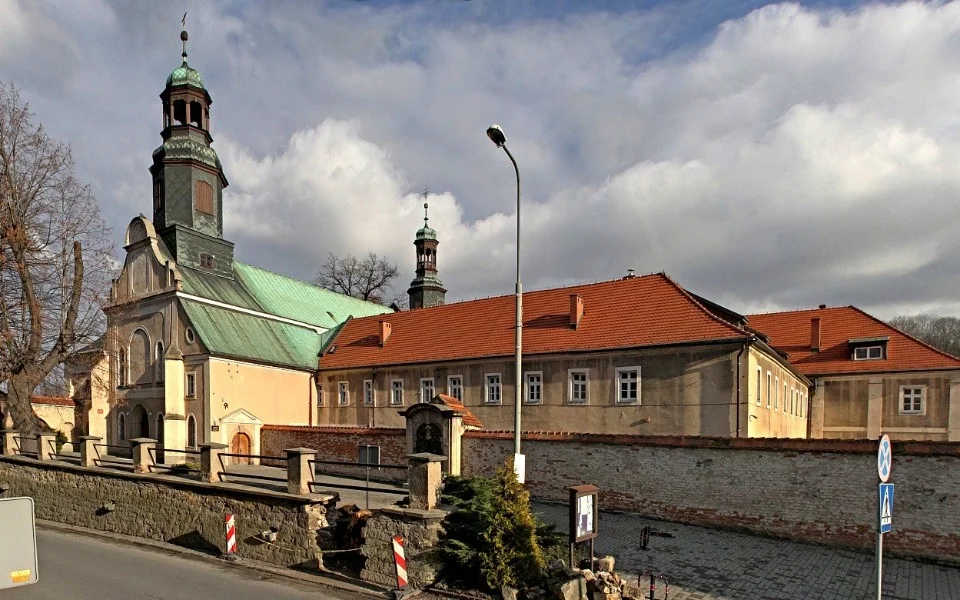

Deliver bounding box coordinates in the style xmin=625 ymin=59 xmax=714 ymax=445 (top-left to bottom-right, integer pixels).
xmin=486 ymin=124 xmax=523 ymax=460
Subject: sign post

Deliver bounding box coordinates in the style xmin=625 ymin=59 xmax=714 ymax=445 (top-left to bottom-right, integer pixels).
xmin=569 ymin=485 xmax=598 ymax=570
xmin=0 ymin=497 xmax=39 ymax=589
xmin=875 ymin=434 xmax=893 ymax=600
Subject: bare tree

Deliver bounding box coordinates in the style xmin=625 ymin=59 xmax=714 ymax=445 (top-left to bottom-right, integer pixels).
xmin=314 ymin=252 xmax=402 ymax=306
xmin=0 ymin=83 xmax=113 ymax=434
xmin=888 ymin=314 xmax=960 ymax=358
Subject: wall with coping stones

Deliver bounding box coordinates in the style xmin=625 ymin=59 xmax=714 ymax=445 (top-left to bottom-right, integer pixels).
xmin=360 ymin=506 xmax=445 ymax=588
xmin=462 ymin=432 xmax=960 ymax=563
xmin=0 ymin=456 xmax=338 ymax=569
xmin=262 ymin=425 xmax=408 ymax=482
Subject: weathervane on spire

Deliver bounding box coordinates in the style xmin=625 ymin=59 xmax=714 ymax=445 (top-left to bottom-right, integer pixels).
xmin=421 ymin=187 xmax=430 ymax=226
xmin=180 ymin=12 xmax=189 ymax=62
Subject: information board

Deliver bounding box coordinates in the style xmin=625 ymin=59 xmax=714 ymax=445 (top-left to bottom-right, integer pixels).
xmin=0 ymin=497 xmax=38 ymax=589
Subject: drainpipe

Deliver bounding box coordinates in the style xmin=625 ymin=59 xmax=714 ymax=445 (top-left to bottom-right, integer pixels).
xmin=308 ymin=372 xmax=316 ymax=426
xmin=735 ymin=336 xmax=756 ymax=438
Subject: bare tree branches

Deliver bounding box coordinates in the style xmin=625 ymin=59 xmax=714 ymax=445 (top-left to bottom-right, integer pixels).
xmin=0 ymin=82 xmax=113 ymax=433
xmin=888 ymin=314 xmax=960 ymax=358
xmin=314 ymin=252 xmax=403 ymax=307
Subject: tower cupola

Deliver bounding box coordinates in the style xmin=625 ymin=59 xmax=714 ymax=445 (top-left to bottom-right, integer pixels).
xmin=407 ymin=200 xmax=446 ymax=309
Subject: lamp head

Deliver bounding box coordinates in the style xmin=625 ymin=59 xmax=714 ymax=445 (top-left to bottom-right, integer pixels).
xmin=486 ymin=125 xmax=506 ymax=148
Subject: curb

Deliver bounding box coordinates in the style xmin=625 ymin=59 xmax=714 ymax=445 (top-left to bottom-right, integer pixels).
xmin=35 ymin=519 xmax=390 ymax=598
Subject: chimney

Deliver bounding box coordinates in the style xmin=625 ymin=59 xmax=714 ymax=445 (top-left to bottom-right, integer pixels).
xmin=570 ymin=294 xmax=584 ymax=329
xmin=810 ymin=317 xmax=821 ymax=352
xmin=379 ymin=320 xmax=392 ymax=346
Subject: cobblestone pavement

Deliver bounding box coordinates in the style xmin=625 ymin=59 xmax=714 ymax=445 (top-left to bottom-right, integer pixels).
xmin=532 ymin=502 xmax=960 ymax=600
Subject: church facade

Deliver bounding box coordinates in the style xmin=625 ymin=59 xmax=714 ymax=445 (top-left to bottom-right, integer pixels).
xmin=67 ymin=30 xmax=391 ymax=457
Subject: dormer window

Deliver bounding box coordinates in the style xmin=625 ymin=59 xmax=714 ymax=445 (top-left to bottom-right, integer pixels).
xmin=849 ymin=336 xmax=888 ymax=361
xmin=199 ymin=253 xmax=214 ymax=269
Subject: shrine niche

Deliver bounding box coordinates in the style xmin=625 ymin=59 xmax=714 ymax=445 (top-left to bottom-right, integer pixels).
xmin=398 ymin=394 xmax=482 ymax=476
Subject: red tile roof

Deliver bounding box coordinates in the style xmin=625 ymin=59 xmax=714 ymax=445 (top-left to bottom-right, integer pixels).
xmin=434 ymin=394 xmax=483 ymax=428
xmin=30 ymin=396 xmax=76 ymax=407
xmin=319 ymin=273 xmax=749 ymax=369
xmin=747 ymin=306 xmax=960 ymax=375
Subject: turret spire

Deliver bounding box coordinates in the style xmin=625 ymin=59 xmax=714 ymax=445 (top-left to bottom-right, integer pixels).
xmin=181 ymin=13 xmax=188 ymax=62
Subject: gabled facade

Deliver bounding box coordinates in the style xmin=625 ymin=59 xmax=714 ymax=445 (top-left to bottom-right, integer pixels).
xmin=748 ymin=306 xmax=960 ymax=441
xmin=69 ymin=29 xmax=391 ymax=456
xmin=317 ymin=273 xmax=810 ymax=438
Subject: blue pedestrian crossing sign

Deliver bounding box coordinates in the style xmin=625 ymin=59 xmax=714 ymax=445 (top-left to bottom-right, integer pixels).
xmin=878 ymin=483 xmax=894 ymax=534
xmin=877 ymin=434 xmax=892 ymax=483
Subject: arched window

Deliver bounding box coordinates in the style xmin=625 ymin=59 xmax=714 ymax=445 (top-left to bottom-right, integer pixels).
xmin=128 ymin=329 xmax=151 ymax=385
xmin=173 ymin=99 xmax=187 ymax=125
xmin=155 ymin=341 xmax=165 ymax=383
xmin=118 ymin=413 xmax=127 ymax=442
xmin=189 ymin=101 xmax=203 ymax=128
xmin=195 ymin=181 xmax=214 ymax=215
xmin=187 ymin=415 xmax=197 ymax=448
xmin=117 ymin=348 xmax=127 ymax=388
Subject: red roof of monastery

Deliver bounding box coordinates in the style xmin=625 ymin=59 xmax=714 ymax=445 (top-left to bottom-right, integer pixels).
xmin=319 ymin=273 xmax=749 ymax=369
xmin=747 ymin=306 xmax=960 ymax=376
xmin=30 ymin=395 xmax=76 ymax=407
xmin=434 ymin=394 xmax=483 ymax=429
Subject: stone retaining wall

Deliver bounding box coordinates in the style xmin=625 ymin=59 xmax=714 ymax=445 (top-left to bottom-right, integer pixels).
xmin=462 ymin=432 xmax=960 ymax=563
xmin=360 ymin=506 xmax=445 ymax=588
xmin=0 ymin=456 xmax=338 ymax=569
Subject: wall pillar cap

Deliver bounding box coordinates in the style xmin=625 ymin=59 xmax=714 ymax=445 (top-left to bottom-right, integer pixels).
xmin=284 ymin=447 xmax=317 ymax=455
xmin=408 ymin=452 xmax=447 ymax=463
xmin=198 ymin=442 xmax=228 ymax=449
xmin=79 ymin=435 xmax=103 ymax=442
xmin=130 ymin=437 xmax=157 ymax=444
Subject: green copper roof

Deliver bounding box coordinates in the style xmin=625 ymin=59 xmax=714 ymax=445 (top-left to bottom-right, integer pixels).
xmin=180 ymin=266 xmax=262 ymax=311
xmin=234 ymin=263 xmax=392 ymax=330
xmin=166 ymin=61 xmax=205 ymax=89
xmin=153 ymin=137 xmax=221 ymax=170
xmin=180 ymin=299 xmax=321 ymax=371
xmin=416 ymin=225 xmax=437 ymax=241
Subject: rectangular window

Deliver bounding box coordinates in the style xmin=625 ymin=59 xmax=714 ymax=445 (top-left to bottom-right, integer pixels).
xmin=899 ymin=386 xmax=925 ymax=414
xmin=199 ymin=253 xmax=214 ymax=269
xmin=186 ymin=372 xmax=196 ymax=398
xmin=853 ymin=345 xmax=884 ymax=360
xmin=420 ymin=378 xmax=435 ymax=403
xmin=791 ymin=388 xmax=796 ymax=416
xmin=316 ymin=385 xmax=324 ymax=407
xmin=766 ymin=371 xmax=772 ymax=408
xmin=525 ymin=372 xmax=543 ymax=405
xmin=774 ymin=376 xmax=780 ymax=411
xmin=485 ymin=374 xmax=502 ymax=405
xmin=447 ymin=375 xmax=463 ymax=402
xmin=568 ymin=369 xmax=589 ymax=405
xmin=358 ymin=444 xmax=381 ymax=468
xmin=783 ymin=382 xmax=788 ymax=413
xmin=391 ymin=380 xmax=404 ymax=407
xmin=616 ymin=367 xmax=641 ymax=404
xmin=363 ymin=380 xmax=374 ymax=407
xmin=756 ymin=367 xmax=762 ymax=405
xmin=338 ymin=381 xmax=349 ymax=406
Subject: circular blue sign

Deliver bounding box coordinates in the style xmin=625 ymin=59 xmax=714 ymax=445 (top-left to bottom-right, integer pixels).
xmin=877 ymin=434 xmax=892 ymax=482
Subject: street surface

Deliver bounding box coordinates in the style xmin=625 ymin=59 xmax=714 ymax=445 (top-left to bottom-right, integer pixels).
xmin=534 ymin=503 xmax=960 ymax=600
xmin=4 ymin=529 xmax=364 ymax=600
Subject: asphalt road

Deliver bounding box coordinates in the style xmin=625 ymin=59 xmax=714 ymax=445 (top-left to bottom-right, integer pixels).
xmin=3 ymin=529 xmax=364 ymax=600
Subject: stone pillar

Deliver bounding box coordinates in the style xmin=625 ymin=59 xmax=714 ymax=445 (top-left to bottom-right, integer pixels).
xmin=36 ymin=432 xmax=57 ymax=461
xmin=79 ymin=436 xmax=101 ymax=467
xmin=130 ymin=437 xmax=157 ymax=474
xmin=809 ymin=380 xmax=826 ymax=439
xmin=866 ymin=377 xmax=884 ymax=439
xmin=199 ymin=442 xmax=228 ymax=483
xmin=408 ymin=453 xmax=445 ymax=511
xmin=949 ymin=379 xmax=960 ymax=442
xmin=285 ymin=447 xmax=317 ymax=495
xmin=162 ymin=347 xmax=187 ymax=452
xmin=1 ymin=429 xmax=16 ymax=456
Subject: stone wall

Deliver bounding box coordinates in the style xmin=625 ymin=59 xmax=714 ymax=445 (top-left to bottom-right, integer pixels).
xmin=462 ymin=432 xmax=960 ymax=563
xmin=360 ymin=506 xmax=445 ymax=588
xmin=0 ymin=455 xmax=337 ymax=569
xmin=262 ymin=425 xmax=407 ymax=482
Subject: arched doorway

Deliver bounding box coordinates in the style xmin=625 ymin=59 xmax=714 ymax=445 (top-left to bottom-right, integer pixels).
xmin=230 ymin=432 xmax=251 ymax=465
xmin=131 ymin=405 xmax=150 ymax=439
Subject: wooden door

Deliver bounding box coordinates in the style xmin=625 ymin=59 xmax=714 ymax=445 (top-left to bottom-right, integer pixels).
xmin=230 ymin=432 xmax=251 ymax=465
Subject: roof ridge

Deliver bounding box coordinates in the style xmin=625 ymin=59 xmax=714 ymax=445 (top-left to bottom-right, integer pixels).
xmin=659 ymin=273 xmax=750 ymax=337
xmin=850 ymin=306 xmax=960 ymax=364
xmin=747 ymin=305 xmax=849 ymax=317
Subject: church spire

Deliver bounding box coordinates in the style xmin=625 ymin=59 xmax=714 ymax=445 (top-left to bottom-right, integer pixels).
xmin=407 ymin=190 xmax=446 ymax=309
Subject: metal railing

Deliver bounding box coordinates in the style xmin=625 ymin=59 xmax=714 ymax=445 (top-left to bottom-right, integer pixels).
xmin=10 ymin=434 xmax=37 ymax=458
xmin=216 ymin=453 xmax=287 ymax=484
xmin=92 ymin=443 xmax=133 ymax=468
xmin=308 ymin=458 xmax=408 ymax=509
xmin=148 ymin=447 xmax=201 ymax=475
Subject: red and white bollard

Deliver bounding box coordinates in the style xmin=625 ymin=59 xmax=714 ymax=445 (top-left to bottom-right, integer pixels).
xmin=392 ymin=535 xmax=408 ymax=589
xmin=225 ymin=513 xmax=237 ymax=554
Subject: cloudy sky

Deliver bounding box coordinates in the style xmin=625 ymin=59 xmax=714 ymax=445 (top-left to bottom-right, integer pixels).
xmin=3 ymin=0 xmax=960 ymax=319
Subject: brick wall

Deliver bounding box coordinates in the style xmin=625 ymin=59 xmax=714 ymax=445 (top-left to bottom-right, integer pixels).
xmin=261 ymin=425 xmax=407 ymax=482
xmin=0 ymin=455 xmax=336 ymax=568
xmin=462 ymin=432 xmax=960 ymax=563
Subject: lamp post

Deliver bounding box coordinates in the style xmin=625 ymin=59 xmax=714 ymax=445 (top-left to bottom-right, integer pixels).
xmin=486 ymin=124 xmax=523 ymax=459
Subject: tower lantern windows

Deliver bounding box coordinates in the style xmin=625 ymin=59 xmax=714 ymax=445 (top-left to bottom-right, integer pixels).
xmin=173 ymin=99 xmax=187 ymax=126
xmin=189 ymin=101 xmax=204 ymax=128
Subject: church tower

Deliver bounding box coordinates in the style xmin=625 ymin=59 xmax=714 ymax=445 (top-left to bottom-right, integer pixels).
xmin=407 ymin=202 xmax=447 ymax=309
xmin=149 ymin=28 xmax=234 ymax=277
